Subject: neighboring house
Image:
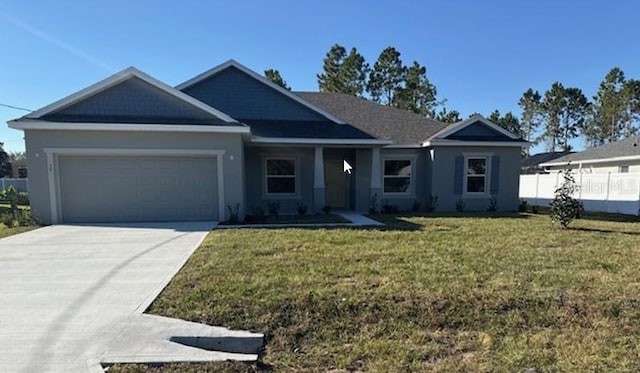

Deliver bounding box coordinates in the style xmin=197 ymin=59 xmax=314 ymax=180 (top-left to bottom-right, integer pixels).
xmin=521 ymin=152 xmax=573 ymax=174
xmin=11 ymin=159 xmax=27 ymax=178
xmin=541 ymin=135 xmax=640 ymax=173
xmin=7 ymin=60 xmax=526 ymax=224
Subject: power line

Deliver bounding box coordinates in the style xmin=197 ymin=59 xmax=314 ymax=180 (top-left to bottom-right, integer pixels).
xmin=0 ymin=103 xmax=33 ymax=112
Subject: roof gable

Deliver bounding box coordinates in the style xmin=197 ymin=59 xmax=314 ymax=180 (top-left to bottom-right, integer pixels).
xmin=432 ymin=116 xmax=521 ymax=141
xmin=25 ymin=67 xmax=237 ymax=125
xmin=178 ymin=60 xmax=345 ymax=123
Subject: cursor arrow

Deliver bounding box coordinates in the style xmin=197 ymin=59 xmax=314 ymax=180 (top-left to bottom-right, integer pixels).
xmin=343 ymin=160 xmax=352 ymax=174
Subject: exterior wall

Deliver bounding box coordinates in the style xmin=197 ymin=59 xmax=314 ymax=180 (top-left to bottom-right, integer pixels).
xmin=430 ymin=146 xmax=521 ymax=212
xmin=244 ymin=146 xmax=316 ymax=214
xmin=377 ymin=149 xmax=430 ymax=212
xmin=547 ymin=161 xmax=640 ymax=174
xmin=24 ymin=129 xmax=244 ymax=224
xmin=182 ymin=67 xmax=327 ymax=121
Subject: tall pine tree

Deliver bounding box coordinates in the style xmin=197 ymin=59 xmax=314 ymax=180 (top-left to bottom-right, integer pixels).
xmin=588 ymin=68 xmax=626 ymax=145
xmin=366 ymin=47 xmax=405 ymax=105
xmin=264 ymin=69 xmax=290 ymax=90
xmin=317 ymin=44 xmax=369 ymax=96
xmin=518 ymin=88 xmax=542 ymax=154
xmin=394 ymin=61 xmax=439 ymax=117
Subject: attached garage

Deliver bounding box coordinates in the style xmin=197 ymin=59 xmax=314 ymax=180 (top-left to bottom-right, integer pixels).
xmin=56 ymin=155 xmax=219 ymax=223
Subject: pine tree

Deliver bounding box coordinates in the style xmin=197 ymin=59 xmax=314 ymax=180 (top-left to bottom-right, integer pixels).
xmin=317 ymin=44 xmax=369 ymax=96
xmin=366 ymin=47 xmax=405 ymax=105
xmin=394 ymin=61 xmax=439 ymax=117
xmin=589 ymin=68 xmax=626 ymax=145
xmin=436 ymin=107 xmax=461 ymax=123
xmin=518 ymin=89 xmax=542 ymax=154
xmin=488 ymin=110 xmax=523 ymax=138
xmin=0 ymin=143 xmax=13 ymax=178
xmin=264 ymin=69 xmax=290 ymax=90
xmin=541 ymin=82 xmax=565 ymax=151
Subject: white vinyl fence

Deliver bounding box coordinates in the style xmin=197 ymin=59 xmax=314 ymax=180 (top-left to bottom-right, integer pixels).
xmin=520 ymin=173 xmax=640 ymax=216
xmin=0 ymin=178 xmax=28 ymax=193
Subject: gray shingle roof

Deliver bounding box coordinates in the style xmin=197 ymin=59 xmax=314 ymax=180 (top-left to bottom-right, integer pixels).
xmin=240 ymin=119 xmax=375 ymax=139
xmin=545 ymin=135 xmax=640 ymax=165
xmin=522 ymin=152 xmax=573 ymax=168
xmin=295 ymin=92 xmax=448 ymax=145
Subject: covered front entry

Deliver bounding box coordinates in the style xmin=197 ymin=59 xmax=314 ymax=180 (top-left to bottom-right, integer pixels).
xmin=323 ymin=149 xmax=354 ymax=210
xmin=57 ymin=155 xmax=219 ymax=223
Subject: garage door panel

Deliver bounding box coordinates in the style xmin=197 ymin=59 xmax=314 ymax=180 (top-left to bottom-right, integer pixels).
xmin=59 ymin=156 xmax=218 ymax=223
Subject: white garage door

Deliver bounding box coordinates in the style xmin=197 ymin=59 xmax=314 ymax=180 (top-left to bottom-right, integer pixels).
xmin=58 ymin=156 xmax=218 ymax=223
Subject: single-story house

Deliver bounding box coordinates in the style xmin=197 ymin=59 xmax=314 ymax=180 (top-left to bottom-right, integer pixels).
xmin=521 ymin=151 xmax=573 ymax=174
xmin=541 ymin=135 xmax=640 ymax=174
xmin=8 ymin=60 xmax=526 ymax=224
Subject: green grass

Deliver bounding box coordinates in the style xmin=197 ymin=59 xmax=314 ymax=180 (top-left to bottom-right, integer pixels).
xmin=112 ymin=212 xmax=640 ymax=372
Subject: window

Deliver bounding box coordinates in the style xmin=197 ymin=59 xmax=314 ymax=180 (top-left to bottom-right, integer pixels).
xmin=465 ymin=157 xmax=487 ymax=194
xmin=383 ymin=159 xmax=412 ymax=193
xmin=619 ymin=165 xmax=629 ymax=173
xmin=265 ymin=158 xmax=296 ymax=194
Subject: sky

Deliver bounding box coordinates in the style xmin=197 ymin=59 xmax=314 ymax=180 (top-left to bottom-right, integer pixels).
xmin=1 ymin=0 xmax=639 ymax=153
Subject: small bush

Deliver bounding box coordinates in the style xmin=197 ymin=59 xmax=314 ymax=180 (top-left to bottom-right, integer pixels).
xmin=267 ymin=201 xmax=280 ymax=216
xmin=296 ymin=203 xmax=308 ymax=216
xmin=531 ymin=205 xmax=539 ymax=214
xmin=322 ymin=205 xmax=332 ymax=215
xmin=425 ymin=195 xmax=438 ymax=213
xmin=226 ymin=203 xmax=240 ymax=223
xmin=518 ymin=199 xmax=529 ymax=212
xmin=550 ymin=168 xmax=583 ymax=228
xmin=487 ymin=197 xmax=498 ymax=212
xmin=1 ymin=209 xmax=37 ymax=227
xmin=455 ymin=199 xmax=465 ymax=212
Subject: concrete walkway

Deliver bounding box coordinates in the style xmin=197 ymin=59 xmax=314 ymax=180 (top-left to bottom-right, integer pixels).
xmin=0 ymin=222 xmax=262 ymax=373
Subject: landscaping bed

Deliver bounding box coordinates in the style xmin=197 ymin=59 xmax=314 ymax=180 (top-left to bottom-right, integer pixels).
xmin=112 ymin=212 xmax=640 ymax=372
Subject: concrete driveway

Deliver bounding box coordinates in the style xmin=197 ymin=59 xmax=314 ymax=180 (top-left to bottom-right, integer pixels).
xmin=0 ymin=222 xmax=261 ymax=372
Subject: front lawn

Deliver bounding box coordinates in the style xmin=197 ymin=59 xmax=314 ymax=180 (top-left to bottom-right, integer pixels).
xmin=219 ymin=213 xmax=349 ymax=226
xmin=114 ymin=213 xmax=640 ymax=372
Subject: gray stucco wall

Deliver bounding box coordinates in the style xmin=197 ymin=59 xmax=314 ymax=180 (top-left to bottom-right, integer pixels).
xmin=24 ymin=130 xmax=245 ymax=224
xmin=430 ymin=146 xmax=521 ymax=212
xmin=244 ymin=146 xmax=315 ymax=214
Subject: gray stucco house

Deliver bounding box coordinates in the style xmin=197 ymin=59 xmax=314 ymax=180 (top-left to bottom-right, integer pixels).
xmin=8 ymin=60 xmax=526 ymax=224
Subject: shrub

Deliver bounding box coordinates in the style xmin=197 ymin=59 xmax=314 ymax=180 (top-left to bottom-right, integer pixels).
xmin=296 ymin=203 xmax=308 ymax=216
xmin=267 ymin=201 xmax=280 ymax=216
xmin=550 ymin=168 xmax=584 ymax=228
xmin=487 ymin=197 xmax=498 ymax=212
xmin=518 ymin=199 xmax=529 ymax=213
xmin=1 ymin=209 xmax=37 ymax=227
xmin=322 ymin=205 xmax=332 ymax=215
xmin=531 ymin=205 xmax=540 ymax=214
xmin=425 ymin=195 xmax=438 ymax=213
xmin=226 ymin=203 xmax=240 ymax=223
xmin=455 ymin=199 xmax=465 ymax=212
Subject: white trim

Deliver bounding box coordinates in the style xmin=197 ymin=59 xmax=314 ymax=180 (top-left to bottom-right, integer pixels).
xmin=430 ymin=115 xmax=520 ymax=140
xmin=541 ymin=154 xmax=640 ymax=167
xmin=176 ymin=59 xmax=347 ymax=124
xmin=384 ymin=144 xmax=422 ymax=149
xmin=263 ymin=156 xmax=300 ymax=198
xmin=23 ymin=67 xmax=239 ymax=123
xmin=381 ymin=155 xmax=417 ymax=197
xmin=9 ymin=120 xmax=250 ymax=134
xmin=42 ymin=147 xmax=226 ymax=224
xmin=422 ymin=139 xmax=526 ymax=147
xmin=251 ymin=136 xmax=392 ymax=145
xmin=313 ymin=147 xmax=325 ymax=189
xmin=462 ymin=155 xmax=491 ymax=198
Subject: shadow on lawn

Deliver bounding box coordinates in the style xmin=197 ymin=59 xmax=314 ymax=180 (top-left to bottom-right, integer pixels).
xmin=570 ymin=226 xmax=640 ymax=236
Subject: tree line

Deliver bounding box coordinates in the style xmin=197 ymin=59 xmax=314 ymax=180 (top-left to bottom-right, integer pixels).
xmin=264 ymin=44 xmax=640 ymax=155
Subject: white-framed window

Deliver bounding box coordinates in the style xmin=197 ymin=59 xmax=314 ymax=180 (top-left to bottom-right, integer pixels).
xmin=465 ymin=156 xmax=488 ymax=194
xmin=383 ymin=158 xmax=413 ymax=194
xmin=265 ymin=158 xmax=297 ymax=195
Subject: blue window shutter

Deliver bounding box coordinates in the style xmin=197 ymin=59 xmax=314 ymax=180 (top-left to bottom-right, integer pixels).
xmin=454 ymin=156 xmax=464 ymax=195
xmin=490 ymin=156 xmax=500 ymax=194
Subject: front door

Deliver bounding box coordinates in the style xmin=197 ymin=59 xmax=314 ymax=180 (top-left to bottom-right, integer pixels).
xmin=325 ymin=158 xmax=347 ymax=209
